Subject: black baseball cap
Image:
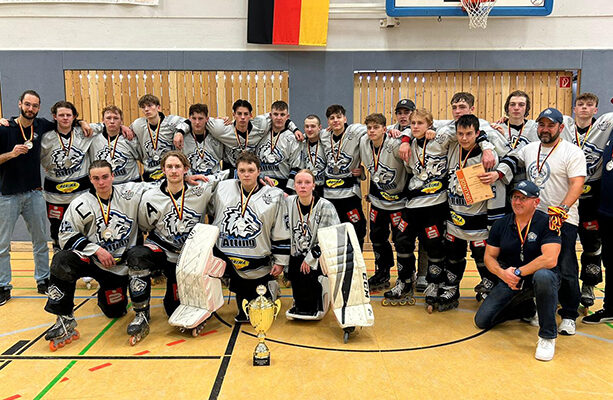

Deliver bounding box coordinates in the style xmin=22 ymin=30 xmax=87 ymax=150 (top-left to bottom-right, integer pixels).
xmin=395 ymin=99 xmax=416 ymax=112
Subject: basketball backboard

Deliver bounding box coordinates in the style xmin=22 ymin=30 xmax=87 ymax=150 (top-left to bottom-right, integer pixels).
xmin=386 ymin=0 xmax=554 ymax=17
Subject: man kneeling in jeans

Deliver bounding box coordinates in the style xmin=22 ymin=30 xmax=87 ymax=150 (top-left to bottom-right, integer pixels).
xmin=475 ymin=180 xmax=561 ymax=361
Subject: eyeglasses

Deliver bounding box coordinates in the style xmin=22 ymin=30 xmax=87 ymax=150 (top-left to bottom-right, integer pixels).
xmin=511 ymin=195 xmax=535 ymax=202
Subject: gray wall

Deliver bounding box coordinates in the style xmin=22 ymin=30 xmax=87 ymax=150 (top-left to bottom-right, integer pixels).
xmin=4 ymin=49 xmax=613 ymax=240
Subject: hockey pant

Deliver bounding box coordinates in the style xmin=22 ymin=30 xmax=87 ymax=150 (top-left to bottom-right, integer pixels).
xmin=287 ymin=255 xmax=324 ymax=314
xmin=578 ymin=197 xmax=602 ymax=286
xmin=444 ymin=234 xmax=497 ymax=288
xmin=369 ymin=206 xmax=415 ymax=281
xmin=328 ymin=196 xmax=366 ymax=249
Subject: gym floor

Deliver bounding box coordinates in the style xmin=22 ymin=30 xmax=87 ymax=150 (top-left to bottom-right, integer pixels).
xmin=0 ymin=242 xmax=611 ymax=400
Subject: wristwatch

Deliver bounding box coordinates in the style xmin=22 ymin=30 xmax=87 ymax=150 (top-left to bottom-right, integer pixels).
xmin=514 ymin=268 xmax=523 ymax=277
xmin=559 ymin=204 xmax=570 ymax=213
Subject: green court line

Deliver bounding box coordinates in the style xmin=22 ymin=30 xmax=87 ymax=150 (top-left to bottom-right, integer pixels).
xmin=34 ymin=314 xmax=122 ymax=399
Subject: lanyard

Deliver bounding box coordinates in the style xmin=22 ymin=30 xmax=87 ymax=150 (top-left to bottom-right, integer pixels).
xmin=18 ymin=121 xmax=33 ymax=142
xmin=107 ymin=133 xmax=120 ymax=160
xmin=507 ymin=121 xmax=524 ymax=149
xmin=168 ymin=186 xmax=186 ymax=220
xmin=458 ymin=144 xmax=476 ymax=169
xmin=536 ymin=139 xmax=562 ymax=175
xmin=96 ymin=193 xmax=112 ymax=226
xmin=192 ymin=133 xmax=206 ymax=159
xmin=296 ymin=197 xmax=314 ymax=235
xmin=575 ymin=123 xmax=593 ymax=149
xmin=56 ymin=130 xmax=73 ymax=156
xmin=240 ymin=184 xmax=257 ymax=217
xmin=330 ymin=131 xmax=345 ymax=165
xmin=147 ymin=122 xmax=161 ymax=151
xmin=418 ymin=138 xmax=428 ymax=169
xmin=307 ymin=141 xmax=319 ymax=166
xmin=235 ymin=127 xmax=249 ymax=150
xmin=370 ymin=136 xmax=385 ymax=173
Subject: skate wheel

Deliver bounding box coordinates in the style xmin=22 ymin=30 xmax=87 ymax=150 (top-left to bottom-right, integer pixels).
xmin=49 ymin=341 xmax=58 ymax=352
xmin=408 ymin=297 xmax=416 ymax=306
xmin=399 ymin=299 xmax=407 ymax=306
xmin=382 ymin=298 xmax=390 ymax=306
xmin=343 ymin=331 xmax=349 ymax=344
xmin=65 ymin=337 xmax=72 ymax=345
xmin=426 ymin=305 xmax=434 ymax=314
xmin=58 ymin=341 xmax=65 ymax=348
xmin=73 ymin=330 xmax=80 ymax=340
xmin=192 ymin=328 xmax=200 ymax=337
xmin=129 ymin=335 xmax=138 ymax=346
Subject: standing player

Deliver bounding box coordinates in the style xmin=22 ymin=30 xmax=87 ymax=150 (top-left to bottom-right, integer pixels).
xmin=209 ymin=151 xmax=290 ymax=322
xmin=285 ymin=169 xmax=340 ymax=319
xmin=255 ymin=101 xmax=301 ymax=193
xmin=299 ymin=114 xmax=327 ymax=197
xmin=562 ymin=94 xmax=609 ymax=311
xmin=131 ymin=94 xmax=188 ymax=182
xmin=125 ymin=151 xmax=222 ymax=344
xmin=359 ymin=113 xmax=414 ymax=303
xmin=482 ymin=107 xmax=586 ymax=335
xmin=319 ymin=104 xmax=368 ymax=247
xmin=182 ymin=103 xmax=225 ymax=177
xmin=40 ymin=101 xmax=96 ymax=252
xmin=89 ymin=106 xmax=142 ymax=184
xmin=43 ymin=160 xmax=147 ymax=350
xmin=443 ymin=114 xmax=506 ymax=311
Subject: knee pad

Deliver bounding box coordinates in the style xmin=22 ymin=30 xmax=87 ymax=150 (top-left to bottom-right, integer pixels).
xmin=98 ymin=287 xmax=128 ymax=318
xmin=50 ymin=251 xmax=84 ymax=282
xmin=426 ymin=260 xmax=444 ymax=283
xmin=126 ymin=246 xmax=157 ymax=275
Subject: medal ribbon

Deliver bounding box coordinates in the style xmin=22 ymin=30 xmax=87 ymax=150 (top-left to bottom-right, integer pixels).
xmin=18 ymin=121 xmax=34 ymax=142
xmin=516 ymin=216 xmax=533 ymax=258
xmin=575 ymin=123 xmax=593 ymax=149
xmin=458 ymin=144 xmax=476 ymax=170
xmin=191 ymin=133 xmax=206 ymax=159
xmin=96 ymin=192 xmax=112 ymax=227
xmin=296 ymin=197 xmax=314 ymax=235
xmin=418 ymin=138 xmax=428 ymax=169
xmin=270 ymin=130 xmax=282 ymax=153
xmin=240 ymin=184 xmax=257 ymax=217
xmin=307 ymin=141 xmax=319 ymax=166
xmin=107 ymin=133 xmax=120 ymax=162
xmin=330 ymin=131 xmax=345 ymax=167
xmin=168 ymin=186 xmax=186 ymax=221
xmin=507 ymin=121 xmax=525 ymax=150
xmin=56 ymin=130 xmax=74 ymax=158
xmin=536 ymin=139 xmax=562 ymax=176
xmin=147 ymin=121 xmax=161 ymax=151
xmin=371 ymin=136 xmax=385 ymax=173
xmin=235 ymin=127 xmax=249 ymax=150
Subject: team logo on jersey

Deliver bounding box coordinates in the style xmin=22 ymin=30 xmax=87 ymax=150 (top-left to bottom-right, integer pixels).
xmin=596 ymin=120 xmax=611 ymax=131
xmin=581 ymin=142 xmax=603 ymax=176
xmin=96 ymin=211 xmax=133 ymax=251
xmin=163 ymin=208 xmax=199 ymax=242
xmin=421 ymin=155 xmax=447 ymax=180
xmin=190 ymin=185 xmax=206 ymax=197
xmin=51 ymin=147 xmax=86 ymax=177
xmin=527 ymin=232 xmax=538 ymax=242
xmin=118 ymin=189 xmax=136 ymax=201
xmin=292 ymin=223 xmax=312 ymax=253
xmin=303 ymin=151 xmax=326 ymax=182
xmin=59 ymin=219 xmax=74 ymax=234
xmin=47 ymin=285 xmax=64 ymax=302
xmin=327 ymin=152 xmax=352 ymax=175
xmin=144 ymin=137 xmax=172 ymax=168
xmin=220 ymin=206 xmax=262 ymax=248
xmin=188 ymin=149 xmax=217 ymax=176
xmin=257 ymin=144 xmax=285 ymax=171
xmin=96 ymin=147 xmax=128 ymax=175
xmin=372 ymin=164 xmax=397 ymax=190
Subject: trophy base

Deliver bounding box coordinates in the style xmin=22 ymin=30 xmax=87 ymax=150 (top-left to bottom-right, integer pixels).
xmin=253 ymin=355 xmax=270 ymax=366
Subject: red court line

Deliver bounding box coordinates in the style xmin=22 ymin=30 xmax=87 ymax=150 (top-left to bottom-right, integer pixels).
xmin=200 ymin=329 xmax=217 ymax=337
xmin=3 ymin=395 xmax=21 ymax=400
xmin=88 ymin=363 xmax=111 ymax=372
xmin=60 ymin=378 xmax=69 ymax=383
xmin=134 ymin=350 xmax=150 ymax=355
xmin=166 ymin=339 xmax=186 ymax=346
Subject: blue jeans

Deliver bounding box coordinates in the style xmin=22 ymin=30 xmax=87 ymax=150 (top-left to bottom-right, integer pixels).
xmin=475 ymin=268 xmax=560 ymax=339
xmin=0 ymin=190 xmax=50 ymax=289
xmin=558 ymin=223 xmax=580 ymax=320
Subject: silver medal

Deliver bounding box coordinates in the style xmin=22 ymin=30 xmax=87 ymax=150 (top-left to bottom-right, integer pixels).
xmin=419 ymin=172 xmax=428 ymax=180
xmin=333 ymin=166 xmax=339 ymax=174
xmin=102 ymin=228 xmax=114 ymax=241
xmin=64 ymin=158 xmax=73 ymax=168
xmin=152 ymin=154 xmax=160 ymax=162
xmin=266 ymin=154 xmax=276 ymax=163
xmin=24 ymin=140 xmax=33 ymax=149
xmin=607 ymin=160 xmax=613 ymax=172
xmin=373 ymin=176 xmax=380 ymax=183
xmin=534 ymin=177 xmax=543 ymax=186
xmin=177 ymin=222 xmax=186 ymax=234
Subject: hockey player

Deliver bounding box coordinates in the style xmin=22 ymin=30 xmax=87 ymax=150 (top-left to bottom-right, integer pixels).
xmin=130 ymin=94 xmax=188 ymax=182
xmin=89 ymin=106 xmax=142 ymax=184
xmin=481 ymin=107 xmax=586 ymax=335
xmin=124 ymin=151 xmax=222 ymax=344
xmin=41 ymin=101 xmax=96 ymax=251
xmin=182 ymin=103 xmax=225 ymax=177
xmin=320 ymin=104 xmax=368 ymax=247
xmin=254 ymin=100 xmax=301 ymax=193
xmin=442 ymin=114 xmax=506 ymax=311
xmin=561 ymin=94 xmax=608 ymax=311
xmin=285 ymin=169 xmax=340 ymax=319
xmin=43 ymin=160 xmax=149 ymax=350
xmin=209 ymin=151 xmax=290 ymax=322
xmin=299 ymin=114 xmax=327 ymax=197
xmin=358 ymin=113 xmax=414 ymax=303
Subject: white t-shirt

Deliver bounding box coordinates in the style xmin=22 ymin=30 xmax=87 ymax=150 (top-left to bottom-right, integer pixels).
xmin=515 ymin=139 xmax=586 ymax=226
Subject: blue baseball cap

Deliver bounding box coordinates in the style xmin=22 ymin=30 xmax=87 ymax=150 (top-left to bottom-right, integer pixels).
xmin=536 ymin=107 xmax=564 ymax=124
xmin=512 ymin=180 xmax=540 ymax=198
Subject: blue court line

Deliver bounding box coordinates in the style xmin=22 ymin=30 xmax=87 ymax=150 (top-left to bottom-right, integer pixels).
xmin=575 ymin=331 xmax=613 ymax=344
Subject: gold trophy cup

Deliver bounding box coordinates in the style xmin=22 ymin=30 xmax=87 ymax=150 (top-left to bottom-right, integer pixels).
xmin=242 ymin=285 xmax=281 ymax=366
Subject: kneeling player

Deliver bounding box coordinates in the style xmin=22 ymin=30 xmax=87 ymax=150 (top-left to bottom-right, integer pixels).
xmin=285 ymin=169 xmax=340 ymax=319
xmin=125 ymin=151 xmax=221 ymax=344
xmin=43 ymin=160 xmax=147 ymax=350
xmin=209 ymin=151 xmax=290 ymax=322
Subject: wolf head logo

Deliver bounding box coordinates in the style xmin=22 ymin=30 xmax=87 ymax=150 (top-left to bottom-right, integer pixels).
xmin=221 ymin=206 xmax=262 ymax=240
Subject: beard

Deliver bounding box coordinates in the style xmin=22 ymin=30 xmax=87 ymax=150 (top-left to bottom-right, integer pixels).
xmin=538 ymin=130 xmax=560 ymax=144
xmin=20 ymin=108 xmax=38 ymax=120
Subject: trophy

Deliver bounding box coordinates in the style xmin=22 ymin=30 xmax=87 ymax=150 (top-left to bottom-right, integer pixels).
xmin=242 ymin=285 xmax=281 ymax=366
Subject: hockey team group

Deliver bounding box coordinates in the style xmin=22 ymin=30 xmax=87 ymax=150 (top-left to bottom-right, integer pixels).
xmin=0 ymin=88 xmax=611 ymax=361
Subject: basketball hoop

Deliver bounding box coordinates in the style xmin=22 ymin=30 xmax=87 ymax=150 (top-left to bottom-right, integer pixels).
xmin=460 ymin=0 xmax=498 ymax=29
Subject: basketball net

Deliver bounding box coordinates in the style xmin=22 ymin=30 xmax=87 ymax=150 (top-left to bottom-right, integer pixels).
xmin=461 ymin=0 xmax=498 ymax=29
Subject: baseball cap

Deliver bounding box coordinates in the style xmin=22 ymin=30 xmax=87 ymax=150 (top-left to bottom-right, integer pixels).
xmin=512 ymin=180 xmax=540 ymax=198
xmin=536 ymin=107 xmax=563 ymax=124
xmin=395 ymin=99 xmax=416 ymax=112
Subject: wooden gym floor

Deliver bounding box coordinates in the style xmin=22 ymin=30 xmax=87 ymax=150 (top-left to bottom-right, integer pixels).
xmin=0 ymin=242 xmax=611 ymax=400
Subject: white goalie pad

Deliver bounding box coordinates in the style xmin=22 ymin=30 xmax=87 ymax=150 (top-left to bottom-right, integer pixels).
xmin=168 ymin=224 xmax=226 ymax=329
xmin=318 ymin=223 xmax=374 ymax=329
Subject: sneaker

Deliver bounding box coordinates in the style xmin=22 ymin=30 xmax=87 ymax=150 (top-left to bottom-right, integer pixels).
xmin=558 ymin=318 xmax=576 ymax=335
xmin=37 ymin=279 xmax=49 ymax=295
xmin=0 ymin=289 xmax=10 ymax=306
xmin=535 ymin=337 xmax=555 ymax=361
xmin=415 ymin=276 xmax=428 ymax=292
xmin=582 ymin=309 xmax=613 ymax=325
xmin=234 ymin=310 xmax=249 ymax=324
xmin=522 ymin=312 xmax=539 ymax=327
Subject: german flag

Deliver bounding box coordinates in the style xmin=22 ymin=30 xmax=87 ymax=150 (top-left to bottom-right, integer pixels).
xmin=247 ymin=0 xmax=330 ymax=46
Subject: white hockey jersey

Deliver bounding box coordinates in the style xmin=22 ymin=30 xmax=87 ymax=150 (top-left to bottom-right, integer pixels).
xmin=182 ymin=130 xmax=224 ymax=176
xmin=255 ymin=129 xmax=301 ymax=190
xmin=89 ymin=123 xmax=142 ymax=184
xmin=299 ymin=139 xmax=327 ymax=187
